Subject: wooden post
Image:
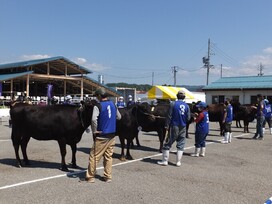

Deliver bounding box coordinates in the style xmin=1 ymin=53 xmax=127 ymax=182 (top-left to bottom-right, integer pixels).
xmin=81 ymin=78 xmax=84 ymax=100
xmin=64 ymin=80 xmax=67 ymax=96
xmin=47 ymin=62 xmax=50 ymax=75
xmin=26 ymin=75 xmax=30 ymax=97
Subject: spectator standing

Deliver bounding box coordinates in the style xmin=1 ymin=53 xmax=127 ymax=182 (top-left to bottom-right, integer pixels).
xmin=47 ymin=83 xmax=53 ymax=105
xmin=116 ymin=96 xmax=126 ymax=108
xmin=127 ymin=95 xmax=135 ymax=108
xmin=157 ymin=90 xmax=191 ymax=167
xmin=221 ymin=98 xmax=233 ymax=144
xmin=253 ymin=94 xmax=265 ymax=140
xmin=85 ymin=88 xmax=121 ymax=183
xmin=263 ymin=99 xmax=272 ymax=134
xmin=190 ymin=102 xmax=209 ymax=157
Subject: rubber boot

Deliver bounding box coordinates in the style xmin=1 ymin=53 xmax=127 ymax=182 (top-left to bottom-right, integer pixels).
xmin=221 ymin=132 xmax=229 ymax=144
xmin=228 ymin=133 xmax=232 ymax=143
xmin=190 ymin=148 xmax=200 ymax=157
xmin=200 ymin=147 xmax=206 ymax=157
xmin=176 ymin=151 xmax=183 ymax=167
xmin=270 ymin=128 xmax=272 ymax=135
xmin=157 ymin=150 xmax=169 ymax=166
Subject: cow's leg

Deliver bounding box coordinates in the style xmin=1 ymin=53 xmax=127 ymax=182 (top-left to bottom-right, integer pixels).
xmin=186 ymin=123 xmax=190 ymax=138
xmin=12 ymin=131 xmax=22 ymax=168
xmin=244 ymin=121 xmax=249 ymax=133
xmin=21 ymin=136 xmax=31 ymax=165
xmin=69 ymin=143 xmax=78 ymax=168
xmin=220 ymin=122 xmax=224 ymax=136
xmin=135 ymin=134 xmax=141 ymax=147
xmin=126 ymin=138 xmax=133 ymax=160
xmin=57 ymin=138 xmax=69 ymax=171
xmin=157 ymin=128 xmax=165 ymax=153
xmin=119 ymin=136 xmax=126 ymax=161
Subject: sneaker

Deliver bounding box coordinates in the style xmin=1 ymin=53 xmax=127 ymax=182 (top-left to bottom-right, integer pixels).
xmin=258 ymin=137 xmax=264 ymax=140
xmin=86 ymin=178 xmax=95 ymax=183
xmin=103 ymin=177 xmax=112 ymax=183
xmin=252 ymin=135 xmax=258 ymax=139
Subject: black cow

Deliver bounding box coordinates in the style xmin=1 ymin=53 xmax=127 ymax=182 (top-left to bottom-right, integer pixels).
xmin=10 ymin=100 xmax=96 ymax=171
xmin=206 ymin=104 xmax=226 ymax=136
xmin=233 ymin=104 xmax=257 ymax=133
xmin=116 ymin=103 xmax=155 ymax=161
xmin=140 ymin=103 xmax=169 ymax=153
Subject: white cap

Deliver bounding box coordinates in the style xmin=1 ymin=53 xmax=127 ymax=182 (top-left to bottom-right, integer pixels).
xmin=128 ymin=95 xmax=132 ymax=98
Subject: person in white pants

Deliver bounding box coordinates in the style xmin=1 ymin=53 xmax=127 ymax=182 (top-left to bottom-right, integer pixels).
xmin=221 ymin=98 xmax=233 ymax=144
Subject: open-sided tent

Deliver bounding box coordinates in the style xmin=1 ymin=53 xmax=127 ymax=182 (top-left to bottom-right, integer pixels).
xmin=147 ymin=85 xmax=199 ymax=103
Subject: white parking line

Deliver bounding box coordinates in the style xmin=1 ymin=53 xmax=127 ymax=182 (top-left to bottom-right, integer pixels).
xmin=0 ymin=139 xmax=10 ymax=142
xmin=0 ymin=133 xmax=250 ymax=190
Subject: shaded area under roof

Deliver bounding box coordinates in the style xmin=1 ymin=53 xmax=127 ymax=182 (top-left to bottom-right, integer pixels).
xmin=203 ymin=75 xmax=272 ymax=90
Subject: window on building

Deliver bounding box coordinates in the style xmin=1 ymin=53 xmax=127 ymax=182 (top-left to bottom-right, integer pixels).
xmin=232 ymin=96 xmax=239 ymax=103
xmin=212 ymin=96 xmax=218 ymax=104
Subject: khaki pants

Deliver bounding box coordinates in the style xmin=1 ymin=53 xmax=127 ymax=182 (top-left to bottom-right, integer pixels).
xmin=86 ymin=137 xmax=115 ymax=180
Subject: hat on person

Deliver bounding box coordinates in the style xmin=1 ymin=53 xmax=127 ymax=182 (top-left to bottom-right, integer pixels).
xmin=177 ymin=90 xmax=185 ymax=95
xmin=128 ymin=95 xmax=132 ymax=98
xmin=196 ymin=101 xmax=207 ymax=108
xmin=94 ymin=88 xmax=106 ymax=96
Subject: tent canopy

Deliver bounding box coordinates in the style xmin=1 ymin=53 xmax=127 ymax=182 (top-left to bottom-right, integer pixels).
xmin=147 ymin=85 xmax=196 ymax=101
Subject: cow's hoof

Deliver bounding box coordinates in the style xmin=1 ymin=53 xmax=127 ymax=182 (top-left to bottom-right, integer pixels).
xmin=126 ymin=155 xmax=133 ymax=160
xmin=60 ymin=166 xmax=69 ymax=172
xmin=119 ymin=156 xmax=126 ymax=161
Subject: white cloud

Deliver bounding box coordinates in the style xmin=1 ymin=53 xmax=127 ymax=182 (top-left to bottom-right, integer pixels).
xmin=73 ymin=57 xmax=109 ymax=71
xmin=20 ymin=54 xmax=51 ymax=61
xmin=263 ymin=47 xmax=272 ymax=54
xmin=74 ymin=57 xmax=87 ymax=64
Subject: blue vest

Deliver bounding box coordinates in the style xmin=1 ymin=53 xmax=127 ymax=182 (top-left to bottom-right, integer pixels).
xmin=196 ymin=111 xmax=209 ymax=134
xmin=225 ymin=104 xmax=233 ymax=123
xmin=265 ymin=104 xmax=272 ymax=118
xmin=170 ymin=100 xmax=190 ymax=127
xmin=117 ymin=101 xmax=126 ymax=108
xmin=97 ymin=101 xmax=117 ymax=135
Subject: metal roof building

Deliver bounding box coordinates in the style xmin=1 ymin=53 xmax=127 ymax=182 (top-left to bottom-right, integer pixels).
xmin=202 ymin=75 xmax=272 ymax=104
xmin=0 ymin=56 xmax=120 ymax=101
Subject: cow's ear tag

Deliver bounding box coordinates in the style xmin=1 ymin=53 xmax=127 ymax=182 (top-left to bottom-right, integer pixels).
xmin=138 ymin=126 xmax=142 ymax=131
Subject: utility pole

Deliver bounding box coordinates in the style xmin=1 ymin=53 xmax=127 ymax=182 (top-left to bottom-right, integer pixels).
xmin=220 ymin=64 xmax=223 ymax=78
xmin=202 ymin=38 xmax=212 ymax=85
xmin=258 ymin=63 xmax=264 ymax=76
xmin=172 ymin=66 xmax=178 ymax=86
xmin=152 ymin=71 xmax=154 ymax=85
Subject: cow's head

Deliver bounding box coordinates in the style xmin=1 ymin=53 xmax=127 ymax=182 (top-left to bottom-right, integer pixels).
xmin=132 ymin=102 xmax=156 ymax=126
xmin=78 ymin=99 xmax=98 ymax=129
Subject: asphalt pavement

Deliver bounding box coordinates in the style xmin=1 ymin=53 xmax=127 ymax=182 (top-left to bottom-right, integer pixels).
xmin=0 ymin=120 xmax=271 ymax=204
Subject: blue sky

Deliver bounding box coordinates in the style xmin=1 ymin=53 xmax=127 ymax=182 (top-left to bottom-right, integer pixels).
xmin=1 ymin=0 xmax=272 ymax=86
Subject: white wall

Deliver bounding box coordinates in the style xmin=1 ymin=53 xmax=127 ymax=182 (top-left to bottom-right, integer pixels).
xmin=205 ymin=89 xmax=272 ymax=104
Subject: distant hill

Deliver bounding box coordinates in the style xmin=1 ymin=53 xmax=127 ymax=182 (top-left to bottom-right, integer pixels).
xmin=106 ymin=83 xmax=204 ymax=92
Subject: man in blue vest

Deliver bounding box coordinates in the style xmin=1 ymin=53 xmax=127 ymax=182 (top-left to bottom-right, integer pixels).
xmin=221 ymin=98 xmax=233 ymax=144
xmin=157 ymin=90 xmax=191 ymax=167
xmin=263 ymin=99 xmax=272 ymax=134
xmin=86 ymin=88 xmax=121 ymax=183
xmin=253 ymin=94 xmax=265 ymax=140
